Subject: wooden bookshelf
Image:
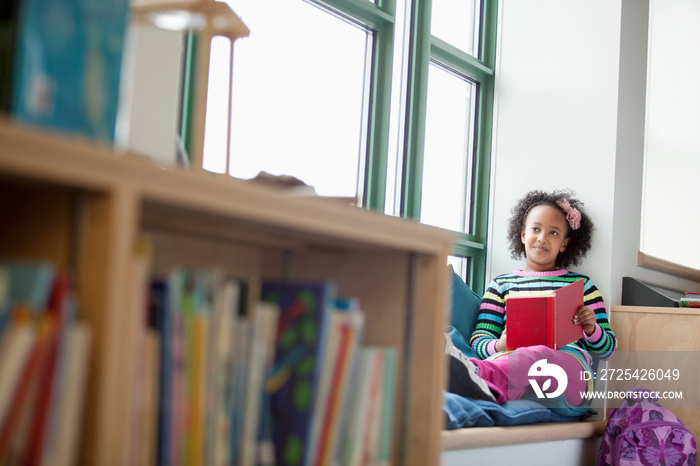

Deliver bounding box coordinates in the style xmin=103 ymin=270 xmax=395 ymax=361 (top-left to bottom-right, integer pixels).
xmin=0 ymin=119 xmax=455 ymax=465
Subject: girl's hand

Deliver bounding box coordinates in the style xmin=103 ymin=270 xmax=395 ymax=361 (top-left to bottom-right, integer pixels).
xmin=495 ymin=328 xmax=507 ymax=352
xmin=573 ymin=305 xmax=596 ymax=336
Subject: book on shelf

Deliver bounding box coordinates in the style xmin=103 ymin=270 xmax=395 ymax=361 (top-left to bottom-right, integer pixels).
xmin=377 ymin=347 xmax=397 ymax=464
xmin=0 ymin=261 xmax=55 ymax=316
xmin=679 ymin=292 xmax=700 ymax=308
xmin=147 ymin=268 xmax=245 ymax=466
xmin=0 ymin=261 xmax=60 ymax=460
xmin=0 ymin=268 xmax=7 ymax=335
xmin=22 ymin=271 xmax=73 ymax=466
xmin=308 ymin=298 xmax=365 ymax=466
xmin=0 ymin=313 xmax=54 ymax=462
xmin=140 ymin=327 xmax=161 ymax=466
xmin=44 ymin=321 xmax=92 ymax=466
xmin=0 ymin=319 xmax=37 ymax=440
xmin=126 ymin=238 xmax=156 ymax=466
xmin=168 ymin=268 xmax=215 ymax=466
xmin=259 ymin=280 xmax=337 ymax=466
xmin=505 ymin=279 xmax=584 ymax=351
xmin=149 ymin=279 xmax=174 ymax=466
xmin=131 ymin=267 xmax=394 ymax=466
xmin=142 ymin=267 xmax=265 ymax=466
xmin=205 ymin=277 xmax=240 ymax=466
xmin=338 ymin=345 xmax=397 ymax=466
xmin=229 ymin=283 xmax=253 ymax=466
xmin=239 ymin=300 xmax=279 ymax=466
xmin=0 ymin=261 xmax=91 ymax=466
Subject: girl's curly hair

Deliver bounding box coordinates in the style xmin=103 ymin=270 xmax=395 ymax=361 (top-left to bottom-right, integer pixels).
xmin=507 ymin=189 xmax=594 ymax=269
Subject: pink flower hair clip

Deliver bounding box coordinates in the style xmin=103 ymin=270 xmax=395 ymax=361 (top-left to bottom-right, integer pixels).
xmin=556 ymin=199 xmax=581 ymax=230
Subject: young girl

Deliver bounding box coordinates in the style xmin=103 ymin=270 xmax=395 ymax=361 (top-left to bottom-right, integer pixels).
xmin=446 ymin=189 xmax=617 ymax=407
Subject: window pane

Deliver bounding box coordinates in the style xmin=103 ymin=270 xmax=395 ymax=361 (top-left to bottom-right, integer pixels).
xmin=431 ymin=0 xmax=481 ymax=56
xmin=420 ymin=63 xmax=476 ymax=233
xmin=448 ymin=255 xmax=471 ymax=284
xmin=203 ymin=36 xmax=232 ymax=174
xmin=641 ymin=0 xmax=700 ymax=269
xmin=385 ymin=0 xmax=411 ymax=216
xmin=210 ymin=0 xmax=370 ymax=198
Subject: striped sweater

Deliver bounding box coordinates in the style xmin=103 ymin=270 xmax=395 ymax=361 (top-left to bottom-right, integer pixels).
xmin=469 ymin=269 xmax=617 ymax=365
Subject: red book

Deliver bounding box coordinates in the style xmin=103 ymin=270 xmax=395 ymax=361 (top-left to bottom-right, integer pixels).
xmin=25 ymin=271 xmax=71 ymax=466
xmin=505 ymin=279 xmax=584 ymax=351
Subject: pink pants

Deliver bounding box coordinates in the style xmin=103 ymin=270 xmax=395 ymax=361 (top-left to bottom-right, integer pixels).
xmin=471 ymin=345 xmax=588 ymax=406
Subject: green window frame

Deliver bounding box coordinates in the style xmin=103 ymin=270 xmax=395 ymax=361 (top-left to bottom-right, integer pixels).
xmin=369 ymin=0 xmax=497 ymax=294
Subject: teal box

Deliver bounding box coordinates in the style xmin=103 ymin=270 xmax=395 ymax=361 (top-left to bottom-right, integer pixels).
xmin=11 ymin=0 xmax=129 ymax=142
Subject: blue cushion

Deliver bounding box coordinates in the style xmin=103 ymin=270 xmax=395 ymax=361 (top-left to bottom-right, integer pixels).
xmin=446 ymin=325 xmax=478 ymax=359
xmin=443 ymin=393 xmax=596 ymax=429
xmin=448 ymin=265 xmax=482 ymax=347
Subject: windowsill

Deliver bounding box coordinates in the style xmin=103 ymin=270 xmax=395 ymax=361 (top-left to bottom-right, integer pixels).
xmin=638 ymin=251 xmax=700 ymax=283
xmin=441 ymin=420 xmax=608 ymax=451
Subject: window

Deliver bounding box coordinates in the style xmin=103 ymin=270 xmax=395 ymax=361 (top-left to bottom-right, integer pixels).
xmin=198 ymin=0 xmax=497 ymax=292
xmin=640 ymin=0 xmax=700 ymax=277
xmin=203 ymin=0 xmax=371 ymax=198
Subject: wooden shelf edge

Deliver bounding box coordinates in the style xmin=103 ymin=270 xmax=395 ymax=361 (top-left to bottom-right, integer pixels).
xmin=611 ymin=305 xmax=700 ymax=316
xmin=637 ymin=251 xmax=700 ymax=283
xmin=0 ymin=119 xmax=456 ymax=256
xmin=440 ymin=420 xmax=608 ymax=451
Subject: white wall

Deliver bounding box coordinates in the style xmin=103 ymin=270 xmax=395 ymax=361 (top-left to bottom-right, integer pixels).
xmin=489 ymin=0 xmax=700 ymax=308
xmin=489 ymin=0 xmax=622 ymax=304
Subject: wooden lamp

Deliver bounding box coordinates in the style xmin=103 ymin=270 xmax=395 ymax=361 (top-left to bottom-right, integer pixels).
xmin=131 ymin=0 xmax=249 ymax=172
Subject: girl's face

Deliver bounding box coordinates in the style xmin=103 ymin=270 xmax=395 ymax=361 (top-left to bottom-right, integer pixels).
xmin=520 ymin=204 xmax=570 ymax=272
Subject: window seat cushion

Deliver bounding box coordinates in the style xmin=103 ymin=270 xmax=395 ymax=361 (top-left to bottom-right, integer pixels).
xmin=443 ymin=392 xmax=596 ymax=429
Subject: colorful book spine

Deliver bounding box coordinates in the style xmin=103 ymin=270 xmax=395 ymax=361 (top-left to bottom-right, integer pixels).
xmin=150 ymin=280 xmax=174 ymax=466
xmin=118 ymin=266 xmax=390 ymax=465
xmin=377 ymin=347 xmax=397 ymax=465
xmin=679 ymin=292 xmax=700 ymax=308
xmin=0 ymin=262 xmax=91 ymax=465
xmin=0 ymin=267 xmax=8 ymax=344
xmin=206 ymin=278 xmax=240 ymax=466
xmin=229 ymin=311 xmax=251 ymax=465
xmin=187 ymin=312 xmax=209 ymax=466
xmin=48 ymin=322 xmax=92 ymax=466
xmin=0 ymin=261 xmax=55 ymax=314
xmin=314 ymin=308 xmax=364 ymax=466
xmin=260 ymin=280 xmax=336 ymax=466
xmin=306 ymin=308 xmax=344 ymax=465
xmin=0 ymin=321 xmax=37 ymax=431
xmin=239 ymin=301 xmax=279 ymax=466
xmin=167 ymin=269 xmax=188 ymax=465
xmin=0 ymin=313 xmax=55 ymax=461
xmin=24 ymin=271 xmax=72 ymax=466
xmin=338 ymin=345 xmax=397 ymax=466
